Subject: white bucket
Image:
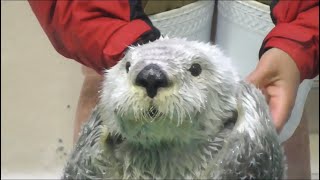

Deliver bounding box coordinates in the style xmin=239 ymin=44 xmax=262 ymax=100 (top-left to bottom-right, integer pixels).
xmin=149 ymin=0 xmax=215 ymax=43
xmin=215 ymin=0 xmax=313 ymax=142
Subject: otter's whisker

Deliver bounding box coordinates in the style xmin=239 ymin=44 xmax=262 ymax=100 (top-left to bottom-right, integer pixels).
xmin=142 ymin=110 xmax=149 ymax=123
xmin=182 ymin=105 xmax=193 ymax=123
xmin=167 ymin=104 xmax=174 ymax=123
xmin=175 ymin=104 xmax=182 ymax=127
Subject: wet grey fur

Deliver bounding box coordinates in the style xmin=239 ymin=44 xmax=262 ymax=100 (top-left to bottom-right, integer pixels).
xmin=62 ymin=37 xmax=286 ymax=179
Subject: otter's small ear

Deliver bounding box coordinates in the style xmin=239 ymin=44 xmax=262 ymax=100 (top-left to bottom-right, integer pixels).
xmin=230 ymin=109 xmax=238 ymax=124
xmin=126 ymin=62 xmax=131 ymax=73
xmin=223 ymin=109 xmax=238 ymax=128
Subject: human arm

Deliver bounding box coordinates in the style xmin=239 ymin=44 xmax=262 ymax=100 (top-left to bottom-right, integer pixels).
xmin=28 ymin=0 xmax=160 ymax=74
xmin=247 ymin=0 xmax=319 ymax=132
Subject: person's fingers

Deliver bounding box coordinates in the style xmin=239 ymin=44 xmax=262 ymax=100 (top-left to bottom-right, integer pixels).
xmin=260 ymin=88 xmax=270 ymax=103
xmin=246 ymin=70 xmax=265 ymax=88
xmin=269 ymin=99 xmax=291 ymax=133
xmin=245 ymin=63 xmax=277 ymax=89
xmin=246 ymin=68 xmax=274 ymax=104
xmin=246 ymin=48 xmax=283 ymax=88
xmin=246 ymin=48 xmax=300 ymax=133
xmin=267 ymin=85 xmax=295 ymax=132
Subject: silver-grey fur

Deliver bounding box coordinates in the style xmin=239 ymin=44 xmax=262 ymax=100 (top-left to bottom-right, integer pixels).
xmin=62 ymin=37 xmax=286 ymax=179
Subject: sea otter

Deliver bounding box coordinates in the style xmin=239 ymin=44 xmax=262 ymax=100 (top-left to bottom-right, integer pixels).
xmin=62 ymin=37 xmax=285 ymax=179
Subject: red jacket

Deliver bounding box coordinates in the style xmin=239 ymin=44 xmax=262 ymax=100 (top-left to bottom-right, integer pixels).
xmin=28 ymin=0 xmax=160 ymax=74
xmin=29 ymin=0 xmax=319 ymax=80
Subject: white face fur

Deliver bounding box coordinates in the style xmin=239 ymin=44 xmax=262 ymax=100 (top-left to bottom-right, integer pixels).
xmin=99 ymin=37 xmax=240 ymax=146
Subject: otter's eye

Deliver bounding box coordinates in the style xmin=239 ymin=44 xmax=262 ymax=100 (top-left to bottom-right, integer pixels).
xmin=189 ymin=63 xmax=202 ymax=76
xmin=126 ymin=62 xmax=131 ymax=73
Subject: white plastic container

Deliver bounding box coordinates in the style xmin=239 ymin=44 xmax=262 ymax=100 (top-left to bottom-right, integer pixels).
xmin=214 ymin=0 xmax=314 ymax=142
xmin=150 ymin=0 xmax=215 ymax=42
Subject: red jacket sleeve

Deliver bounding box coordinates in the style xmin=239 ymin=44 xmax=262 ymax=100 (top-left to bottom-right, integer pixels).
xmin=259 ymin=0 xmax=319 ymax=81
xmin=28 ymin=0 xmax=160 ymax=74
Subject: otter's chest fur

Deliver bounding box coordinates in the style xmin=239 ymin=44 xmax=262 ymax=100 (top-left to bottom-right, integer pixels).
xmin=63 ymin=110 xmax=233 ymax=179
xmin=112 ymin=131 xmax=231 ymax=179
xmin=114 ymin=141 xmax=213 ymax=179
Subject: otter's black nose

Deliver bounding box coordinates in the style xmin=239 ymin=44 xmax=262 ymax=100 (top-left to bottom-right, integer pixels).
xmin=135 ymin=64 xmax=168 ymax=98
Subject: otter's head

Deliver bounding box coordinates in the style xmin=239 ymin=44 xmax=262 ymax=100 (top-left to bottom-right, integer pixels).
xmin=99 ymin=37 xmax=240 ymax=146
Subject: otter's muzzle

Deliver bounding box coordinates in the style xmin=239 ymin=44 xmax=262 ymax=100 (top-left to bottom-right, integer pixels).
xmin=135 ymin=64 xmax=168 ymax=98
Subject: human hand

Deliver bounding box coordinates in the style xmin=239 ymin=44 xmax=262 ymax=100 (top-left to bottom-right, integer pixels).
xmin=246 ymin=48 xmax=300 ymax=132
